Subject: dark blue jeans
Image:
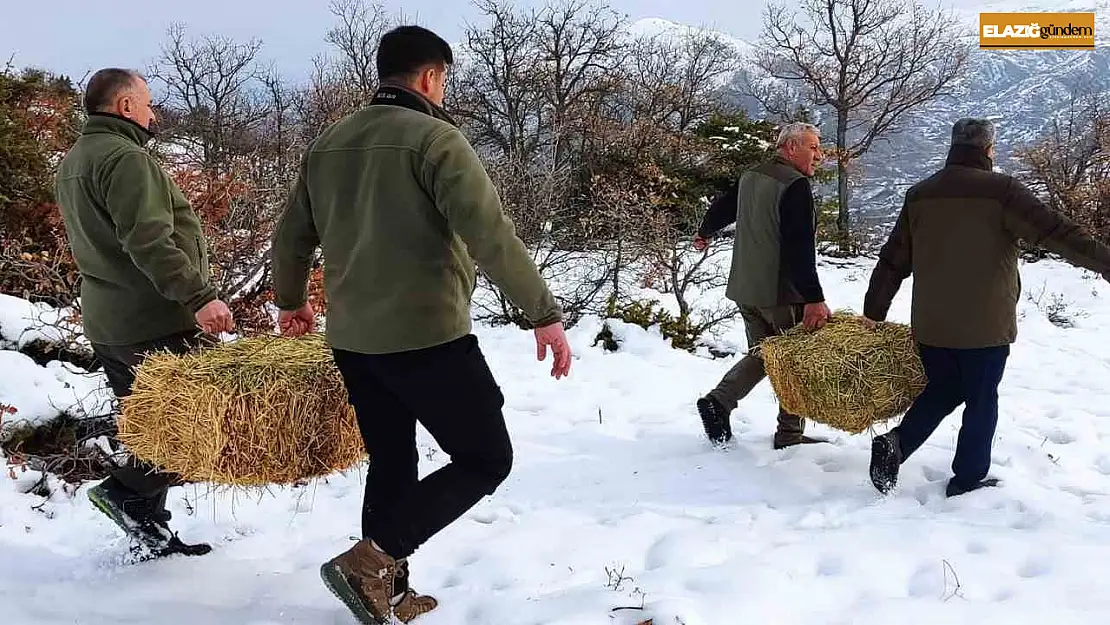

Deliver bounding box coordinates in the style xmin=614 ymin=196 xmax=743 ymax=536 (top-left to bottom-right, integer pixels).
xmin=893 ymin=344 xmax=1010 ymax=488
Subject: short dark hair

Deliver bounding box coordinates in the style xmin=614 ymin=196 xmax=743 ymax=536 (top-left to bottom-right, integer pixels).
xmin=84 ymin=68 xmax=143 ymax=114
xmin=376 ymin=25 xmax=453 ymax=82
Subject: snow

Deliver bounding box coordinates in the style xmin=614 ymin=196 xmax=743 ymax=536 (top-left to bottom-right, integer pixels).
xmin=0 ymin=293 xmax=80 ymax=350
xmin=0 ymin=294 xmax=112 ymax=434
xmin=2 ymin=255 xmax=1110 ymax=624
xmin=0 ymin=352 xmax=113 ymax=433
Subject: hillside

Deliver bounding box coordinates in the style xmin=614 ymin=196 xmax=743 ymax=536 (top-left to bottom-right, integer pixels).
xmin=641 ymin=1 xmax=1110 ymax=224
xmin=2 ymin=255 xmax=1109 ymax=623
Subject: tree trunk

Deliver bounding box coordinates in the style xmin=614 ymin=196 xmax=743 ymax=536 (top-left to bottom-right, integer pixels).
xmin=836 ymin=107 xmax=850 ymax=249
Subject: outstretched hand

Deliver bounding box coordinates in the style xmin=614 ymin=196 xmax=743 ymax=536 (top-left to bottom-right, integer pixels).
xmin=534 ymin=322 xmax=572 ymax=379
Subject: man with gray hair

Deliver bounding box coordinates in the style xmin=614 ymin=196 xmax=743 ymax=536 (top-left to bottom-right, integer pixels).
xmin=55 ymin=67 xmax=233 ymax=557
xmin=864 ymin=117 xmax=1110 ymax=497
xmin=692 ymin=121 xmax=832 ymax=449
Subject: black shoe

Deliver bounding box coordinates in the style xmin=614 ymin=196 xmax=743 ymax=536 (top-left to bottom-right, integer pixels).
xmin=945 ymin=477 xmax=1000 ymax=498
xmin=870 ymin=432 xmax=902 ymax=494
xmin=88 ymin=480 xmax=210 ymax=557
xmin=697 ymin=396 xmax=732 ymax=445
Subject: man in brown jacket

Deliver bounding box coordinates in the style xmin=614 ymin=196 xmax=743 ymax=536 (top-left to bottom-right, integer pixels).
xmin=865 ymin=117 xmax=1110 ymax=498
xmin=693 ymin=122 xmax=832 ymax=450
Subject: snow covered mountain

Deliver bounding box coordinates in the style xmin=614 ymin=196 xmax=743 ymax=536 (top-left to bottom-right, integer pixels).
xmin=853 ymin=1 xmax=1110 ymax=222
xmin=635 ymin=1 xmax=1110 ymax=225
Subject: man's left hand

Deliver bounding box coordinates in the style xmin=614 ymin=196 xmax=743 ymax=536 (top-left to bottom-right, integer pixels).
xmin=279 ymin=303 xmax=316 ymax=337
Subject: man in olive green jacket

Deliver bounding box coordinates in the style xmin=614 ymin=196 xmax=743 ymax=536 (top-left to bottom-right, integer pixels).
xmin=271 ymin=26 xmax=572 ymax=624
xmin=693 ymin=122 xmax=832 ymax=450
xmin=865 ymin=118 xmax=1110 ymax=498
xmin=55 ymin=68 xmax=233 ymax=557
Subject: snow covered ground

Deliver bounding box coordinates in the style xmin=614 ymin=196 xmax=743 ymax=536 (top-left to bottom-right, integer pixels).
xmin=2 ymin=255 xmax=1110 ymax=624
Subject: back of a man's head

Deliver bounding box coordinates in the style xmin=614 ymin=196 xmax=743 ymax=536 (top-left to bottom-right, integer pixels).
xmin=951 ymin=118 xmax=996 ymax=150
xmin=84 ymin=68 xmax=142 ymax=115
xmin=376 ymin=25 xmax=454 ymax=83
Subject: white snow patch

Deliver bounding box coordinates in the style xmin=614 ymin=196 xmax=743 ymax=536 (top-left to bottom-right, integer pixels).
xmin=0 ymin=256 xmax=1109 ymax=623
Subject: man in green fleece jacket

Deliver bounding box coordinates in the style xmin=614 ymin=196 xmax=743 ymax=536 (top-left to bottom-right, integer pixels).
xmin=54 ymin=68 xmax=234 ymax=558
xmin=270 ymin=26 xmax=572 ymax=624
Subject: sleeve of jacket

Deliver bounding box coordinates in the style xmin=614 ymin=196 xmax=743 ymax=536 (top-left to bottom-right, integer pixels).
xmin=1001 ymin=179 xmax=1110 ymax=275
xmin=863 ymin=200 xmax=913 ymax=321
xmin=697 ymin=181 xmax=738 ymax=238
xmin=777 ymin=177 xmax=824 ymax=303
xmin=270 ymin=152 xmax=320 ymax=311
xmin=423 ymin=128 xmax=562 ymax=328
xmin=102 ymin=150 xmax=217 ymax=313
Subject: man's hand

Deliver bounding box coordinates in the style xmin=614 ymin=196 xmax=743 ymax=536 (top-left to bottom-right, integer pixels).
xmin=861 ymin=316 xmax=879 ymax=330
xmin=534 ymin=321 xmax=572 ymax=379
xmin=279 ymin=303 xmax=316 ymax=337
xmin=195 ymin=299 xmax=234 ymax=335
xmin=802 ymin=301 xmax=831 ymax=331
xmin=693 ymin=235 xmax=709 ymax=252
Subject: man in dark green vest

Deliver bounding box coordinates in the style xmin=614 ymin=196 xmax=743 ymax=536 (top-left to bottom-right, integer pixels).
xmin=55 ymin=68 xmax=234 ymax=557
xmin=692 ymin=122 xmax=831 ymax=450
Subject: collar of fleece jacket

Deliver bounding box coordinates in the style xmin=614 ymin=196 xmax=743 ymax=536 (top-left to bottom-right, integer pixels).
xmin=370 ymin=83 xmax=458 ymax=127
xmin=945 ymin=144 xmax=993 ymax=171
xmin=82 ymin=112 xmax=155 ymax=147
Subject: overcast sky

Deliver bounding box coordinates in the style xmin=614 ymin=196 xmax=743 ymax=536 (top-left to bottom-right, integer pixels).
xmin=3 ymin=0 xmax=984 ymax=85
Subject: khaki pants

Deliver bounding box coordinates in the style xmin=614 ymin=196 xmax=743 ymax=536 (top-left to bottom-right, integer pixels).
xmin=708 ymin=304 xmax=807 ymax=442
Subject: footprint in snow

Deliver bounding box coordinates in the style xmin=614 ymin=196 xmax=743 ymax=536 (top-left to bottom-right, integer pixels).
xmin=816 ymin=553 xmax=844 ymax=576
xmin=1017 ymin=556 xmax=1052 ymax=579
xmin=966 ymin=540 xmax=989 ymax=555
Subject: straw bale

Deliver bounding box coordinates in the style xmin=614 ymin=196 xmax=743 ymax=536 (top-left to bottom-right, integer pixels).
xmin=759 ymin=313 xmax=927 ymax=434
xmin=116 ymin=334 xmax=365 ymax=487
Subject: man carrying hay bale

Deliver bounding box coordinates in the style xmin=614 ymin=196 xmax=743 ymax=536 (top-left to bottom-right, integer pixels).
xmin=864 ymin=117 xmax=1110 ymax=498
xmin=54 ymin=68 xmax=235 ymax=556
xmin=691 ymin=122 xmax=833 ymax=450
xmin=271 ymin=25 xmax=573 ymax=624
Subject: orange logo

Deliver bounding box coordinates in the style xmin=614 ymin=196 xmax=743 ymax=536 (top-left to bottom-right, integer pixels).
xmin=980 ymin=12 xmax=1095 ymax=49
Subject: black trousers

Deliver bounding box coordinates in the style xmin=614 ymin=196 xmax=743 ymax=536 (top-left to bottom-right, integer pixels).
xmin=893 ymin=344 xmax=1010 ymax=488
xmin=332 ymin=334 xmax=513 ymax=560
xmin=91 ymin=330 xmax=214 ymax=500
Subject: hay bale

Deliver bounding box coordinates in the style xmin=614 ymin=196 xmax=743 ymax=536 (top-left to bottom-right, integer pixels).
xmin=116 ymin=334 xmax=365 ymax=487
xmin=760 ymin=313 xmax=927 ymax=434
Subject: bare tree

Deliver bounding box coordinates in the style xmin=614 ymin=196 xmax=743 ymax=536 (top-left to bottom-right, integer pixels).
xmin=149 ymin=23 xmax=269 ymax=172
xmin=324 ymin=0 xmax=392 ymax=102
xmin=450 ymin=0 xmax=545 ymax=160
xmin=749 ymin=0 xmax=969 ymax=242
xmin=1014 ymin=89 xmax=1110 ymax=249
xmin=534 ymin=0 xmax=625 ymax=168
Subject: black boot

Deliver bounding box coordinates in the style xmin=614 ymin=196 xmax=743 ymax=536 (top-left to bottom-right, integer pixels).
xmin=697 ymin=395 xmax=732 ymax=445
xmin=945 ymin=477 xmax=1000 ymax=498
xmin=870 ymin=431 xmax=902 ymax=494
xmin=87 ymin=478 xmax=210 ymax=558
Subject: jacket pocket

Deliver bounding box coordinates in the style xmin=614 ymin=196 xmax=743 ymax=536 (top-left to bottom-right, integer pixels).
xmin=195 ymin=236 xmax=210 ymax=279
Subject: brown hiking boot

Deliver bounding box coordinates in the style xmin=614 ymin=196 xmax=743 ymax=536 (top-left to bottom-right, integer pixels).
xmin=393 ymin=589 xmax=438 ymax=622
xmin=392 ymin=559 xmax=438 ymax=622
xmin=319 ymin=539 xmax=397 ymax=624
xmin=773 ymin=412 xmax=828 ymax=449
